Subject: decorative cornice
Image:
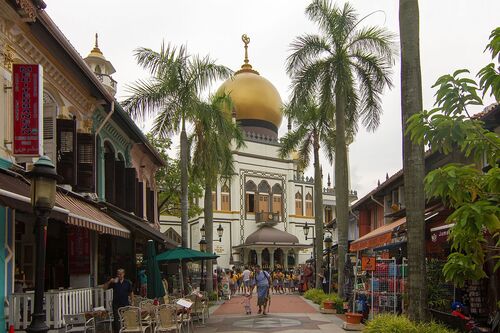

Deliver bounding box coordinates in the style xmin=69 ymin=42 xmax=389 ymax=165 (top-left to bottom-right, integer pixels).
xmin=15 ymin=0 xmax=37 ymax=22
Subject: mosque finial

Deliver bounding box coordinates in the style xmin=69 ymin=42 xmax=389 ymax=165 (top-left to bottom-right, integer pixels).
xmin=95 ymin=33 xmax=99 ymax=48
xmin=242 ymin=34 xmax=250 ymax=65
xmin=236 ymin=34 xmax=258 ymax=75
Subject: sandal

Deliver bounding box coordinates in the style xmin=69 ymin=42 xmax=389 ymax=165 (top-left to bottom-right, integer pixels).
xmin=258 ymin=309 xmax=262 ymax=314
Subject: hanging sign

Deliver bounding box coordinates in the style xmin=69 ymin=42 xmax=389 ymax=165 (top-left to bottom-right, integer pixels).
xmin=13 ymin=64 xmax=43 ymax=156
xmin=361 ymin=256 xmax=376 ymax=271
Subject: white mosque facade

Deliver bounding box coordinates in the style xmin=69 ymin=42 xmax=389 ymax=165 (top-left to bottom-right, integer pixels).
xmin=160 ymin=37 xmax=358 ymax=269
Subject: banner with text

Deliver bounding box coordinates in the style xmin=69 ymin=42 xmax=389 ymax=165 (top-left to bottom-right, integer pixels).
xmin=13 ymin=64 xmax=43 ymax=156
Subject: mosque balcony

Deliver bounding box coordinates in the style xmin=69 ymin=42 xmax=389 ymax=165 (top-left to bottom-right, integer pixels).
xmin=255 ymin=211 xmax=280 ymax=226
xmin=96 ymin=73 xmax=117 ymax=90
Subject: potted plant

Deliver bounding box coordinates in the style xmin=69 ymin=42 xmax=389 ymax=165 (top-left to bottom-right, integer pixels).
xmin=345 ymin=312 xmax=363 ymax=324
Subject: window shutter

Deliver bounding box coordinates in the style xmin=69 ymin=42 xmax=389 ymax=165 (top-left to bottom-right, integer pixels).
xmin=76 ymin=133 xmax=95 ymax=192
xmin=135 ymin=180 xmax=144 ymax=218
xmin=115 ymin=161 xmax=125 ymax=209
xmin=124 ymin=168 xmax=137 ymax=212
xmin=146 ymin=188 xmax=155 ymax=223
xmin=104 ymin=151 xmax=115 ymax=204
xmin=56 ymin=118 xmax=77 ymax=185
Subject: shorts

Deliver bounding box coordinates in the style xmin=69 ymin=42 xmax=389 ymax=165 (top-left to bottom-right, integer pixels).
xmin=244 ymin=280 xmax=250 ymax=287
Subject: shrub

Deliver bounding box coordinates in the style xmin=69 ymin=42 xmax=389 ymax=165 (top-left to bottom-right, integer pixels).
xmin=207 ymin=291 xmax=218 ymax=301
xmin=363 ymin=314 xmax=458 ymax=333
xmin=363 ymin=314 xmax=417 ymax=333
xmin=303 ymin=288 xmax=325 ymax=304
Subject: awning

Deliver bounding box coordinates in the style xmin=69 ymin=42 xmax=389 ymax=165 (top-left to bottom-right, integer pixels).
xmin=102 ymin=203 xmax=176 ymax=247
xmin=56 ymin=192 xmax=130 ymax=238
xmin=0 ymin=169 xmax=130 ymax=238
xmin=350 ymin=217 xmax=406 ymax=252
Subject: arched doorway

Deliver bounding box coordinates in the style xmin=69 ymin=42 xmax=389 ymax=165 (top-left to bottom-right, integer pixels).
xmin=287 ymin=250 xmax=296 ymax=268
xmin=262 ymin=249 xmax=270 ymax=270
xmin=274 ymin=248 xmax=284 ymax=268
xmin=248 ymin=250 xmax=257 ymax=266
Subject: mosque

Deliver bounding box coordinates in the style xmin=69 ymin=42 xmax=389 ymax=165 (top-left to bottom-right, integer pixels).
xmin=159 ymin=35 xmax=358 ymax=269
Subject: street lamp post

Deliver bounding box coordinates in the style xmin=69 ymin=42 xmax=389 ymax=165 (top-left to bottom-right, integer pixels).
xmin=324 ymin=235 xmax=333 ymax=294
xmin=199 ymin=238 xmax=207 ymax=291
xmin=26 ymin=156 xmax=60 ymax=333
xmin=200 ymin=223 xmax=224 ymax=293
xmin=302 ymin=222 xmax=317 ymax=288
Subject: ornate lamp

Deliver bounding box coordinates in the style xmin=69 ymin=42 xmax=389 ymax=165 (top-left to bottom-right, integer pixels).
xmin=303 ymin=222 xmax=310 ymax=240
xmin=324 ymin=236 xmax=333 ymax=250
xmin=26 ymin=156 xmax=60 ymax=333
xmin=200 ymin=224 xmax=206 ymax=238
xmin=216 ymin=224 xmax=224 ymax=242
xmin=199 ymin=238 xmax=207 ymax=252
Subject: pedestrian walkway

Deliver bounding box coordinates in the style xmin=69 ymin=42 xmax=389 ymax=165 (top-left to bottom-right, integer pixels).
xmin=196 ymin=294 xmax=347 ymax=333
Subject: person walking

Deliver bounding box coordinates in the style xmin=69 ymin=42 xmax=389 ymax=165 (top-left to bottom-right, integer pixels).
xmin=103 ymin=268 xmax=134 ymax=333
xmin=254 ymin=265 xmax=271 ymax=315
xmin=242 ymin=266 xmax=251 ymax=293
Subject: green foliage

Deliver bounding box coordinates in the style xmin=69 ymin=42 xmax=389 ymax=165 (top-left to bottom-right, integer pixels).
xmin=363 ymin=314 xmax=458 ymax=333
xmin=427 ymin=260 xmax=455 ymax=311
xmin=207 ymin=291 xmax=218 ymax=301
xmin=147 ymin=133 xmax=203 ymax=218
xmin=406 ymin=27 xmax=500 ymax=286
xmin=303 ymin=288 xmax=343 ymax=309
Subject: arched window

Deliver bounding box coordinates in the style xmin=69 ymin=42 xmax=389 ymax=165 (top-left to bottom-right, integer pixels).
xmin=95 ymin=65 xmax=102 ymax=74
xmin=258 ymin=181 xmax=271 ymax=213
xmin=221 ymin=184 xmax=230 ymax=211
xmin=305 ymin=192 xmax=313 ymax=217
xmin=245 ymin=181 xmax=257 ymax=213
xmin=295 ymin=191 xmax=303 ymax=216
xmin=272 ymin=184 xmax=283 ymax=218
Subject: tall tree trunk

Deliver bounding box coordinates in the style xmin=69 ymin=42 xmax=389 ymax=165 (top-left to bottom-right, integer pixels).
xmin=180 ymin=116 xmax=189 ymax=292
xmin=335 ymin=88 xmax=349 ymax=299
xmin=204 ymin=181 xmax=214 ymax=293
xmin=313 ymin=134 xmax=324 ymax=289
xmin=400 ymin=0 xmax=427 ymax=321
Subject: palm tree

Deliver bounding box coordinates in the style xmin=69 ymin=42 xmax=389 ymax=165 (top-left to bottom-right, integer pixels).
xmin=287 ymin=0 xmax=396 ymax=297
xmin=123 ymin=43 xmax=233 ymax=251
xmin=190 ymin=94 xmax=244 ymax=293
xmin=399 ymin=0 xmax=427 ymax=321
xmin=279 ymin=99 xmax=336 ymax=289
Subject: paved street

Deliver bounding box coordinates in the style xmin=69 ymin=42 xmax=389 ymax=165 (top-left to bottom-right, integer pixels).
xmin=196 ymin=294 xmax=347 ymax=333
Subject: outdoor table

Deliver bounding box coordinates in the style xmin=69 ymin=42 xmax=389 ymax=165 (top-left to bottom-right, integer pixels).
xmin=84 ymin=310 xmax=112 ymax=332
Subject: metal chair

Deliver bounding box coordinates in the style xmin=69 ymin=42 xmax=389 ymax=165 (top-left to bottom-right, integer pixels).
xmin=64 ymin=314 xmax=95 ymax=333
xmin=154 ymin=304 xmax=179 ymax=333
xmin=118 ymin=306 xmax=151 ymax=333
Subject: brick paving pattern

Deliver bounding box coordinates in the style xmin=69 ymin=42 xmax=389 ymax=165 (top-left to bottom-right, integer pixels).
xmin=213 ymin=294 xmax=317 ymax=315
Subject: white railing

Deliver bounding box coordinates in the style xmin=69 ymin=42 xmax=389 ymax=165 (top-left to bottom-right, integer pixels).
xmin=8 ymin=287 xmax=113 ymax=331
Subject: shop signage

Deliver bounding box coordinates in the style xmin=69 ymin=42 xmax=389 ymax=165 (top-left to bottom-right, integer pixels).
xmin=361 ymin=256 xmax=376 ymax=271
xmin=13 ymin=64 xmax=43 ymax=156
xmin=68 ymin=227 xmax=91 ymax=274
xmin=214 ymin=244 xmax=225 ymax=255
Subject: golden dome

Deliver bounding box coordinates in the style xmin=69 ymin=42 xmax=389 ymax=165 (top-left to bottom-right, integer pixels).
xmin=217 ymin=35 xmax=282 ymax=131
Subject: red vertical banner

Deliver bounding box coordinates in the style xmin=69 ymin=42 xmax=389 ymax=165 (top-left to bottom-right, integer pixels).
xmin=13 ymin=64 xmax=43 ymax=156
xmin=68 ymin=227 xmax=91 ymax=274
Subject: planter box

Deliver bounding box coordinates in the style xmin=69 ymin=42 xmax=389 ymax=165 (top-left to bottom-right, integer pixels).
xmin=345 ymin=312 xmax=363 ymax=325
xmin=323 ymin=300 xmax=334 ymax=310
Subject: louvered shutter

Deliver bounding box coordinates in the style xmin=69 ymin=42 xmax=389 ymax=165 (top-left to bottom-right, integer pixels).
xmin=124 ymin=168 xmax=137 ymax=212
xmin=56 ymin=118 xmax=77 ymax=185
xmin=104 ymin=151 xmax=115 ymax=204
xmin=146 ymin=187 xmax=155 ymax=223
xmin=115 ymin=160 xmax=125 ymax=209
xmin=76 ymin=133 xmax=95 ymax=192
xmin=135 ymin=180 xmax=144 ymax=218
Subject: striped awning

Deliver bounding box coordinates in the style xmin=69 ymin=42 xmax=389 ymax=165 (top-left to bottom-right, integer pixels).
xmin=56 ymin=192 xmax=130 ymax=238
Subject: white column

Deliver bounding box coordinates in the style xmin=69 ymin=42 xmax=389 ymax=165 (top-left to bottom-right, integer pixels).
xmin=269 ymin=247 xmax=275 ymax=269
xmin=283 ymin=248 xmax=289 ymax=269
xmin=256 ymin=249 xmax=262 ymax=266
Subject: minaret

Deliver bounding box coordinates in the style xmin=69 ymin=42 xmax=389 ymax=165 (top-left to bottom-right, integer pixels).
xmin=84 ymin=33 xmax=117 ymax=96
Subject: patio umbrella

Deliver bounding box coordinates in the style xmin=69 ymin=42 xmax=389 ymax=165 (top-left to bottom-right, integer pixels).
xmin=146 ymin=240 xmax=166 ymax=300
xmin=155 ymin=246 xmax=218 ymax=294
xmin=155 ymin=246 xmax=218 ymax=262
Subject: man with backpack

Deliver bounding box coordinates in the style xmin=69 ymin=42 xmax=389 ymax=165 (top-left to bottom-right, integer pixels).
xmin=254 ymin=265 xmax=271 ymax=315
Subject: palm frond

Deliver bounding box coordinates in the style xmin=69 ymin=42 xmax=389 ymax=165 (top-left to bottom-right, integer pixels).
xmin=348 ymin=26 xmax=398 ymax=64
xmin=287 ymin=34 xmax=332 ymax=73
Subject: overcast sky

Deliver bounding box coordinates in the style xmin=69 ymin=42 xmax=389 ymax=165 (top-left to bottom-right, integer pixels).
xmin=46 ymin=0 xmax=499 ymax=198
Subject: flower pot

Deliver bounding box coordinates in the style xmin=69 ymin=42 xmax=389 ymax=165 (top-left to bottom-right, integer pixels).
xmin=345 ymin=312 xmax=363 ymax=324
xmin=323 ymin=300 xmax=334 ymax=310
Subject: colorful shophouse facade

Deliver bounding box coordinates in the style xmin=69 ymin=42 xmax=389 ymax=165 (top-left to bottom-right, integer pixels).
xmin=0 ymin=0 xmax=172 ymax=330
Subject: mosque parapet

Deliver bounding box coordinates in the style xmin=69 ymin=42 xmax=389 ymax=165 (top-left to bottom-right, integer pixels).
xmin=244 ymin=131 xmax=280 ymax=145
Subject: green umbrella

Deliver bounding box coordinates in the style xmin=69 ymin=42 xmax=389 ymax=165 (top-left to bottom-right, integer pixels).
xmin=156 ymin=246 xmax=218 ymax=294
xmin=155 ymin=246 xmax=218 ymax=262
xmin=146 ymin=240 xmax=166 ymax=299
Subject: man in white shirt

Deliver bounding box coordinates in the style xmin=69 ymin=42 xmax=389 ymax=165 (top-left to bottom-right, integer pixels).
xmin=242 ymin=266 xmax=251 ymax=293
